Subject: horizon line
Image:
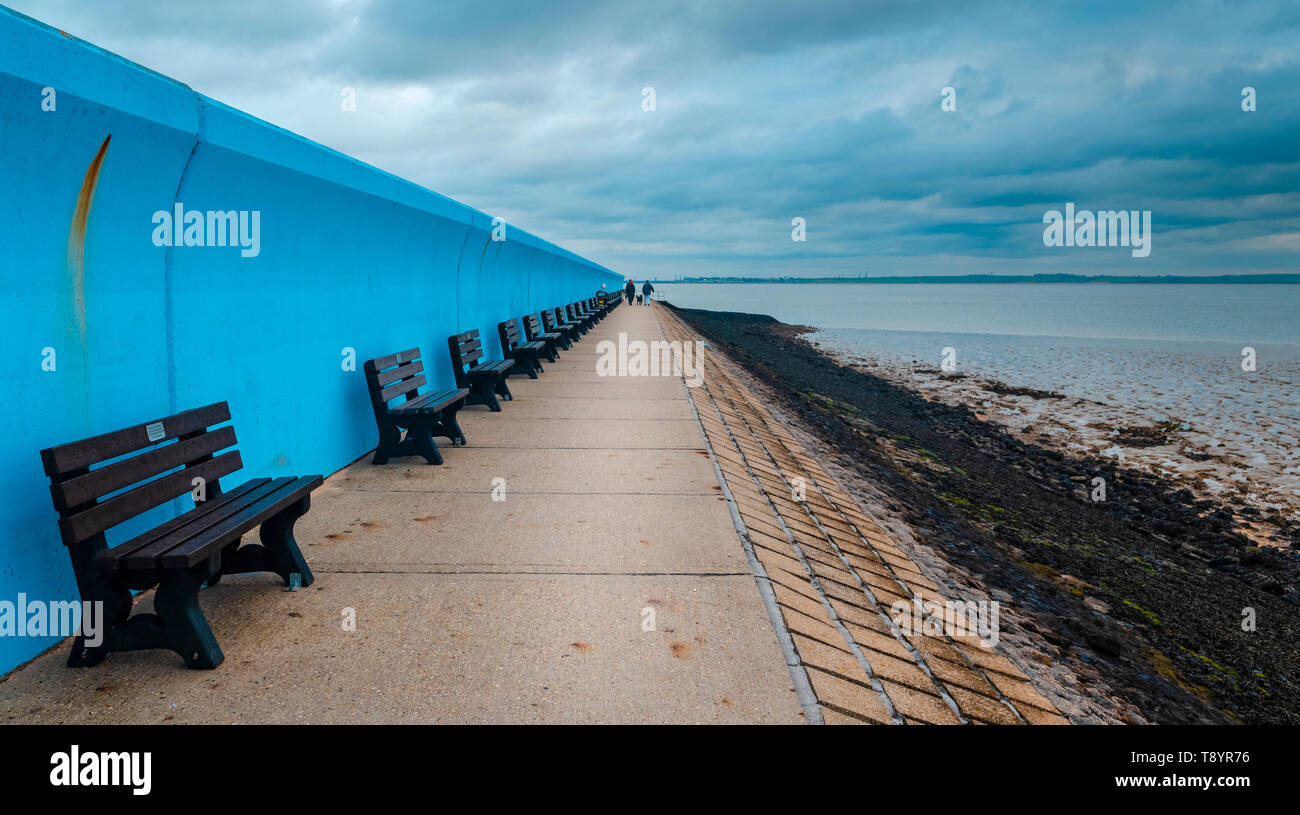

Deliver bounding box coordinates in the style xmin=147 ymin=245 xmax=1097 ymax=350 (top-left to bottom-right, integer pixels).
xmin=648 ymin=273 xmax=1300 ymax=284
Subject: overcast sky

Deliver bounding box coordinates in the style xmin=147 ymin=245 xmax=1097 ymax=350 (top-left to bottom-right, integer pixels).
xmin=10 ymin=0 xmax=1300 ymax=278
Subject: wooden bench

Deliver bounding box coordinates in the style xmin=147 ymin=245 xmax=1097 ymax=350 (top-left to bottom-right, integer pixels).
xmin=448 ymin=329 xmax=515 ymax=411
xmin=523 ymin=313 xmax=565 ymax=358
xmin=497 ymin=317 xmax=547 ymax=378
xmin=543 ymin=307 xmax=583 ymax=344
xmin=581 ymin=298 xmax=601 ymax=323
xmin=39 ymin=402 xmax=320 ymax=669
xmin=364 ymin=347 xmax=469 ymax=465
xmin=597 ymin=291 xmax=619 ymax=315
xmin=570 ymin=302 xmax=596 ymax=331
xmin=563 ymin=303 xmax=593 ymax=334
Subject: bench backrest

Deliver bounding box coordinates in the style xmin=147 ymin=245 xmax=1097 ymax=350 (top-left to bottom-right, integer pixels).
xmin=565 ymin=303 xmax=579 ymax=322
xmin=497 ymin=317 xmax=525 ymax=352
xmin=523 ymin=313 xmax=547 ymax=340
xmin=40 ymin=402 xmax=240 ymax=546
xmin=363 ymin=347 xmax=428 ymax=416
xmin=543 ymin=308 xmax=565 ymax=331
xmin=447 ymin=329 xmax=487 ymax=386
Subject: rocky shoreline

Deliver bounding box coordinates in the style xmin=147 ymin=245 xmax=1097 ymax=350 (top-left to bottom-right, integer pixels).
xmin=811 ymin=336 xmax=1300 ymax=550
xmin=671 ymin=304 xmax=1300 ymax=725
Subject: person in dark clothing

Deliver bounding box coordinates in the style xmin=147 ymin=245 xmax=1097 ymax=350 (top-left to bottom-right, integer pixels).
xmin=624 ymin=279 xmax=636 ymax=305
xmin=641 ymin=281 xmax=654 ymax=304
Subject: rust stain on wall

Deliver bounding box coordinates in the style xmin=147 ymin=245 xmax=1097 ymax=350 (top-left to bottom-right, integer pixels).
xmin=68 ymin=134 xmax=110 ymax=337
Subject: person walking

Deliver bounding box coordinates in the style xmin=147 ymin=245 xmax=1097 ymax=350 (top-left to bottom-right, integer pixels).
xmin=641 ymin=281 xmax=654 ymax=305
xmin=624 ymin=278 xmax=636 ymax=305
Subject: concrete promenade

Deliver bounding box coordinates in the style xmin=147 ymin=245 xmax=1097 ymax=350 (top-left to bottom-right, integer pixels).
xmin=0 ymin=303 xmax=801 ymax=723
xmin=0 ymin=303 xmax=1064 ymax=724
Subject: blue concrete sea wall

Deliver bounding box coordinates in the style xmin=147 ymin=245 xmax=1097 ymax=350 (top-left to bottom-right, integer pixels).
xmin=0 ymin=7 xmax=620 ymax=672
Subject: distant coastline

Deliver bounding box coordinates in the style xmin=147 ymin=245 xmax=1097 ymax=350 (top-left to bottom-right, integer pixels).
xmin=652 ymin=273 xmax=1300 ymax=284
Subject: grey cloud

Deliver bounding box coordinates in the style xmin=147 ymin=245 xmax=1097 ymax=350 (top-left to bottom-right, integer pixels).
xmin=9 ymin=0 xmax=1300 ymax=277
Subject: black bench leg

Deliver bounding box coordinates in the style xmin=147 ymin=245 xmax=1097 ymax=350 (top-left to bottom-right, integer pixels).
xmin=65 ymin=539 xmax=150 ymax=667
xmin=506 ymin=354 xmax=538 ymax=379
xmin=372 ymin=420 xmax=404 ymax=465
xmin=258 ymin=496 xmax=317 ymax=588
xmin=69 ymin=613 xmax=174 ymax=667
xmin=67 ymin=636 xmax=110 ymax=667
xmin=65 ymin=580 xmax=135 ymax=667
xmin=495 ymin=376 xmax=513 ymax=401
xmin=474 ymin=380 xmax=502 ymax=411
xmin=410 ymin=424 xmax=444 ymax=465
xmin=154 ymin=569 xmax=224 ymax=669
xmin=436 ymin=404 xmax=468 ymax=446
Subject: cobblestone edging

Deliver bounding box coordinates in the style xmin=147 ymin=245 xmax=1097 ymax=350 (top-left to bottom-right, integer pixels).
xmin=657 ymin=306 xmax=1068 ymax=725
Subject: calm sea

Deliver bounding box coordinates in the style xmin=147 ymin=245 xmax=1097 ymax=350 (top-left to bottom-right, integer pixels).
xmin=657 ymin=283 xmax=1300 ymax=346
xmin=660 ymin=284 xmax=1300 ymax=487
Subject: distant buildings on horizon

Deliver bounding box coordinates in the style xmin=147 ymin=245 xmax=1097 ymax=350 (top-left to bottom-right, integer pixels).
xmin=647 ymin=273 xmax=1300 ymax=284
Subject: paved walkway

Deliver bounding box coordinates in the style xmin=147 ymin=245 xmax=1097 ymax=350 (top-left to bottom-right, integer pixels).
xmin=0 ymin=302 xmax=801 ymax=724
xmin=1 ymin=302 xmax=1065 ymax=724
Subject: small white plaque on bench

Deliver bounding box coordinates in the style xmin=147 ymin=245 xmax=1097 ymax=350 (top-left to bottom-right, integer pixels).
xmin=146 ymin=421 xmax=165 ymax=442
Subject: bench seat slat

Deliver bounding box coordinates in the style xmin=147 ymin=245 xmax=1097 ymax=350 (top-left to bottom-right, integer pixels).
xmin=93 ymin=477 xmax=272 ymax=571
xmin=116 ymin=477 xmax=293 ymax=571
xmin=393 ymin=392 xmax=439 ymax=412
xmin=158 ymin=475 xmax=322 ymax=569
xmin=467 ymin=360 xmax=513 ymax=375
xmin=391 ymin=388 xmax=467 ymax=416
